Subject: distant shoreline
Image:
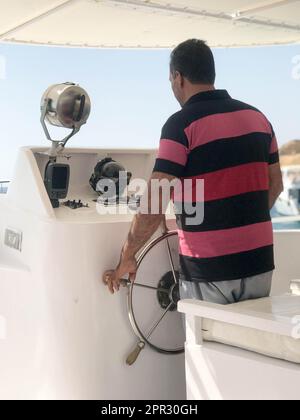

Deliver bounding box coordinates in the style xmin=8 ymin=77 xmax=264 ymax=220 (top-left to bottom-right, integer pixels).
xmin=280 ymin=140 xmax=300 ymax=166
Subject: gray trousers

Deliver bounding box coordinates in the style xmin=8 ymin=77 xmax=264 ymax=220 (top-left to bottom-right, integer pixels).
xmin=179 ymin=271 xmax=273 ymax=305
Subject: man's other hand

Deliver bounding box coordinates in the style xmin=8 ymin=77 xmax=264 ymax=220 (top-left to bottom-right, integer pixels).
xmin=103 ymin=255 xmax=137 ymax=294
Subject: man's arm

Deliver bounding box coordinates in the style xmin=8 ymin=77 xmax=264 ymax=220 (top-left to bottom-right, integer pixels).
xmin=269 ymin=162 xmax=284 ymax=210
xmin=103 ymin=111 xmax=188 ymax=294
xmin=103 ymin=171 xmax=177 ymax=294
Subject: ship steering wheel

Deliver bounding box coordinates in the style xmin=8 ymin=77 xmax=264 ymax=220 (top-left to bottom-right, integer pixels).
xmin=122 ymin=230 xmax=185 ymax=365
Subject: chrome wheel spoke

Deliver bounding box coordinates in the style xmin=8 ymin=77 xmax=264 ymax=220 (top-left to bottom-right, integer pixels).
xmin=122 ymin=279 xmax=169 ymax=293
xmin=146 ymin=302 xmax=173 ymax=340
xmin=166 ymin=237 xmax=178 ymax=284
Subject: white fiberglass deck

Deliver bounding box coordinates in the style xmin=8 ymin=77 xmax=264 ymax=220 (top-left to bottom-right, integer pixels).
xmin=179 ymin=266 xmax=300 ymax=400
xmin=202 ymin=295 xmax=300 ymax=364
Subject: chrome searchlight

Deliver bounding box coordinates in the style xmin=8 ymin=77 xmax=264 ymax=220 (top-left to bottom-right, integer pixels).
xmin=40 ymin=82 xmax=91 ymax=156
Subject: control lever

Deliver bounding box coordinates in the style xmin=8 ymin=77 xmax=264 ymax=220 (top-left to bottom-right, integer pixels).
xmin=126 ymin=342 xmax=145 ymax=366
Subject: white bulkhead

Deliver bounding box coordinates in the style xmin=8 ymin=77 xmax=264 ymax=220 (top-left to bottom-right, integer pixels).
xmin=0 ymin=147 xmax=185 ymax=400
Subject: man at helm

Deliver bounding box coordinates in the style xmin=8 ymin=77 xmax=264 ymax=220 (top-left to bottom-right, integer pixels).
xmin=104 ymin=39 xmax=283 ymax=304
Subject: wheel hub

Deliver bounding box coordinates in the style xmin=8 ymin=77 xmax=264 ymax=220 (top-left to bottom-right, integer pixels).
xmin=157 ymin=271 xmax=180 ymax=312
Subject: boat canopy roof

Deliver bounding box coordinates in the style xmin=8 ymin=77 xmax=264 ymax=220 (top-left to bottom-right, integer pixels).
xmin=0 ymin=0 xmax=300 ymax=49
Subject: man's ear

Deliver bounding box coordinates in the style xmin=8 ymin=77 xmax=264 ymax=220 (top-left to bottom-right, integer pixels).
xmin=178 ymin=73 xmax=184 ymax=87
xmin=173 ymin=71 xmax=181 ymax=81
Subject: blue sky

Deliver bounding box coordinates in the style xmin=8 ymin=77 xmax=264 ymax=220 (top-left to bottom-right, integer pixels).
xmin=0 ymin=43 xmax=299 ymax=179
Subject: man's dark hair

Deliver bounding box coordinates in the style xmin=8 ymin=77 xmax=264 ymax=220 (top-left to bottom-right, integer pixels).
xmin=170 ymin=39 xmax=216 ymax=85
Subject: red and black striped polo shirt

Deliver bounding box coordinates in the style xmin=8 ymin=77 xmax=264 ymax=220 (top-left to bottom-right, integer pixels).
xmin=153 ymin=90 xmax=279 ymax=282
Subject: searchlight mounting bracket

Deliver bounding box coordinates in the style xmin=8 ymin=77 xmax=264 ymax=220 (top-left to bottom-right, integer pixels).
xmin=40 ymin=97 xmax=81 ymax=157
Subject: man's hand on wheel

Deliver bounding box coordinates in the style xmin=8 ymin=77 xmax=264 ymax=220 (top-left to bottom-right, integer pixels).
xmin=102 ymin=172 xmax=174 ymax=295
xmin=103 ymin=254 xmax=137 ymax=294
